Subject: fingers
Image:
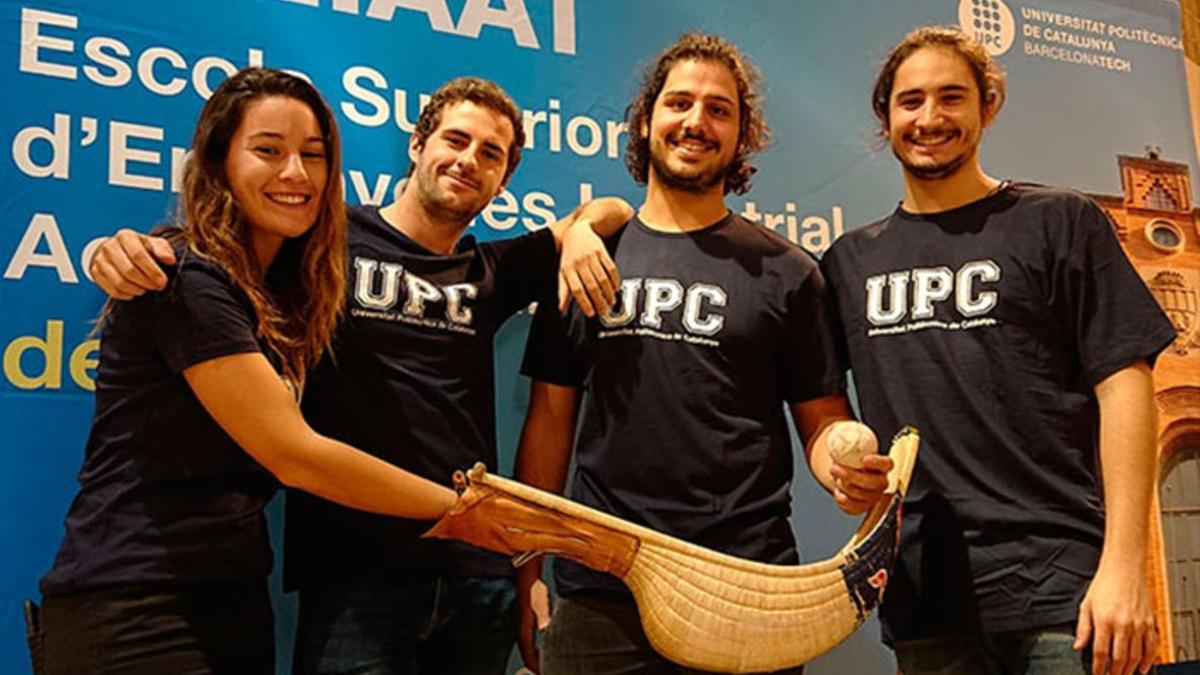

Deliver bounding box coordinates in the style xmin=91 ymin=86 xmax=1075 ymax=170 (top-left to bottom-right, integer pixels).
xmin=559 ymin=227 xmax=620 ymax=317
xmin=1118 ymin=624 xmax=1140 ymax=675
xmin=91 ymin=230 xmax=171 ymax=299
xmin=557 ymin=271 xmax=570 ymax=314
xmin=1137 ymin=623 xmax=1157 ymax=674
xmin=829 ymin=458 xmax=894 ymax=515
xmin=517 ymin=577 xmax=549 ymax=673
xmin=1091 ymin=614 xmax=1111 ymax=675
xmin=531 ymin=579 xmax=551 ymax=630
xmin=860 ymin=454 xmax=894 ymax=472
xmin=1074 ymin=597 xmax=1092 ymax=652
xmin=564 ymin=268 xmax=596 ymax=317
xmin=147 ymin=234 xmax=177 ymax=265
xmin=596 ymin=248 xmax=620 ymax=302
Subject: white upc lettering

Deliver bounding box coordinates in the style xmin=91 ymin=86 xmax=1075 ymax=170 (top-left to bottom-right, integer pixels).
xmin=956 ymin=260 xmax=1001 ymax=317
xmin=600 ymin=279 xmax=642 ymax=327
xmin=865 ymin=271 xmax=910 ymax=326
xmin=910 ymin=267 xmax=954 ymax=319
xmin=640 ymin=279 xmax=684 ymax=329
xmin=443 ymin=283 xmax=478 ymax=324
xmin=682 ymin=283 xmax=727 ymax=336
xmin=354 ymin=258 xmax=405 ymax=309
xmin=402 ymin=274 xmax=442 ymax=316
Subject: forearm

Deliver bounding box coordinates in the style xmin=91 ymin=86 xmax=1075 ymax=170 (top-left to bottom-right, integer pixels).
xmin=548 ymin=197 xmax=634 ymax=248
xmin=186 ymin=353 xmax=456 ymax=521
xmin=1095 ymin=362 xmax=1158 ymax=570
xmin=512 ymin=385 xmax=578 ymax=493
xmin=275 ymin=429 xmax=456 ymax=520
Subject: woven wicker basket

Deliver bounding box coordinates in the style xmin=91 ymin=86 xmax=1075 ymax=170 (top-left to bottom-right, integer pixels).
xmin=426 ymin=427 xmax=920 ymax=673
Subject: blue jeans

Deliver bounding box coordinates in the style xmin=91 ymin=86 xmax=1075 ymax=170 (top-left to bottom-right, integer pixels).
xmin=542 ymin=592 xmax=804 ymax=675
xmin=893 ymin=624 xmax=1153 ymax=675
xmin=293 ymin=576 xmax=516 ymax=675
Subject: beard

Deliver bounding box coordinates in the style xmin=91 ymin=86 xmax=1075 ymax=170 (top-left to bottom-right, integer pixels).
xmin=412 ymin=167 xmax=491 ymax=223
xmin=892 ymin=130 xmax=976 ymax=181
xmin=894 ymin=148 xmax=970 ymax=180
xmin=648 ymin=132 xmax=736 ymax=194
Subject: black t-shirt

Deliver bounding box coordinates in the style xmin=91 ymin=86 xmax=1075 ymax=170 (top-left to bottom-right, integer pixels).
xmin=522 ymin=213 xmax=846 ymax=596
xmin=820 ymin=183 xmax=1176 ymax=640
xmin=41 ymin=251 xmax=278 ymax=596
xmin=284 ymin=205 xmax=556 ymax=588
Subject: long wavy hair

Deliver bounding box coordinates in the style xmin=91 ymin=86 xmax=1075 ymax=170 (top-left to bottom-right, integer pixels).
xmin=178 ymin=67 xmax=346 ymax=387
xmin=624 ymin=32 xmax=770 ymax=196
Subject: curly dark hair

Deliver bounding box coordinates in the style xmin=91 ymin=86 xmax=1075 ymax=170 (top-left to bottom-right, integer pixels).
xmin=624 ymin=32 xmax=770 ymax=196
xmin=871 ymin=26 xmax=1007 ymax=136
xmin=405 ymin=76 xmax=525 ymax=183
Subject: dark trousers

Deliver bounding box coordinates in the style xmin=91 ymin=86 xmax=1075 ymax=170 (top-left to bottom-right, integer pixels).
xmin=292 ymin=575 xmax=517 ymax=675
xmin=892 ymin=623 xmax=1156 ymax=675
xmin=542 ymin=592 xmax=805 ymax=675
xmin=33 ymin=581 xmax=273 ymax=675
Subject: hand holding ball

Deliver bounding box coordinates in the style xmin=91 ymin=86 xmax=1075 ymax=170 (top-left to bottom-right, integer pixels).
xmin=826 ymin=421 xmax=878 ymax=469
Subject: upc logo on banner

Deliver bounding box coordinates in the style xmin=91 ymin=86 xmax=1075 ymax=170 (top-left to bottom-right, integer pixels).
xmin=959 ymin=0 xmax=1015 ymax=56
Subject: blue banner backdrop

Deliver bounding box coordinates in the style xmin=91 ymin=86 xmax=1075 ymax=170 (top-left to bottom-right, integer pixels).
xmin=1 ymin=1 xmax=1194 ymax=672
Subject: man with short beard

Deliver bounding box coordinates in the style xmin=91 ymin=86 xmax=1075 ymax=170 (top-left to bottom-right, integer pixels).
xmin=819 ymin=27 xmax=1173 ymax=675
xmin=89 ymin=76 xmax=632 ymax=674
xmin=512 ymin=33 xmax=894 ymax=674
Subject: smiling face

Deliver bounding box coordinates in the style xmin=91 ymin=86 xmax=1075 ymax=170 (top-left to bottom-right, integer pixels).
xmin=224 ymin=95 xmax=328 ymax=266
xmin=408 ymin=100 xmax=514 ymax=223
xmin=643 ymin=59 xmax=741 ymax=195
xmin=886 ymin=46 xmax=994 ymax=181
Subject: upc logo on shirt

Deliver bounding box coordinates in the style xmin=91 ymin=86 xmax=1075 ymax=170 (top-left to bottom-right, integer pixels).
xmin=864 ymin=260 xmax=1002 ymax=337
xmin=597 ymin=277 xmax=728 ymax=347
xmin=350 ymin=256 xmax=479 ymax=335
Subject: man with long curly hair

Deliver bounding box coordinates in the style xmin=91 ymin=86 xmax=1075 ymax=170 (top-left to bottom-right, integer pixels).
xmin=511 ymin=33 xmax=893 ymax=674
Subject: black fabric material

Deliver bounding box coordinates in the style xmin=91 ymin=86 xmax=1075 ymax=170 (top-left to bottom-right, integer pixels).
xmin=285 ymin=205 xmax=557 ymax=588
xmin=40 ymin=252 xmax=276 ymax=596
xmin=522 ymin=213 xmax=846 ymax=596
xmin=39 ymin=581 xmax=273 ymax=674
xmin=820 ymin=183 xmax=1177 ymax=641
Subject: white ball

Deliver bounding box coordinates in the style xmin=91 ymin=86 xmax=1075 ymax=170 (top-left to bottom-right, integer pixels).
xmin=826 ymin=421 xmax=878 ymax=469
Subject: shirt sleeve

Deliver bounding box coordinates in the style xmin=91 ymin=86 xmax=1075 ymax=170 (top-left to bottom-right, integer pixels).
xmin=488 ymin=228 xmax=558 ymax=319
xmin=520 ymin=290 xmax=591 ymax=388
xmin=1059 ymin=197 xmax=1177 ymax=386
xmin=778 ymin=260 xmax=848 ymax=403
xmin=149 ymin=257 xmax=263 ymax=374
xmin=818 ymin=243 xmax=854 ymax=380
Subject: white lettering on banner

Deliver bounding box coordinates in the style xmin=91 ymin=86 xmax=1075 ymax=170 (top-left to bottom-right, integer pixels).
xmin=3 ymin=213 xmax=113 ymax=284
xmin=109 ymin=122 xmax=164 ymax=190
xmin=341 ymin=170 xmax=565 ymax=231
xmin=864 ymin=260 xmax=1003 ymax=335
xmin=19 ymin=8 xmax=77 ymax=79
xmin=4 ymin=213 xmax=78 ymax=283
xmin=12 ymin=113 xmax=71 ymax=179
xmin=276 ymin=0 xmax=577 ymax=55
xmin=600 ymin=278 xmax=728 ymax=344
xmin=338 ymin=73 xmax=624 ymax=158
xmin=741 ymin=202 xmax=845 ymax=255
xmin=19 ymin=8 xmax=267 ymax=99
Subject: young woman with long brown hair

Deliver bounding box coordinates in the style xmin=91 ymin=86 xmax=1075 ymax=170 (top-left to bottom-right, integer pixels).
xmin=32 ymin=67 xmax=459 ymax=674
